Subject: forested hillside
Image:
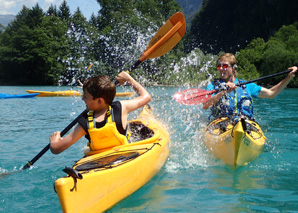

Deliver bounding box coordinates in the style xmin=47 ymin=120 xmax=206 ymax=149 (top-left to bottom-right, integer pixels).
xmin=188 ymin=0 xmax=298 ymax=54
xmin=0 ymin=0 xmax=297 ymax=87
xmin=0 ymin=0 xmax=183 ymax=85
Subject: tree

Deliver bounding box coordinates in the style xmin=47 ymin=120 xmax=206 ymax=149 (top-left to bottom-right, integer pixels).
xmin=187 ymin=0 xmax=298 ymax=54
xmin=47 ymin=4 xmax=58 ymax=16
xmin=0 ymin=6 xmax=69 ymax=85
xmin=236 ymin=23 xmax=298 ymax=87
xmin=61 ymin=8 xmax=99 ymax=85
xmin=58 ymin=0 xmax=71 ymax=22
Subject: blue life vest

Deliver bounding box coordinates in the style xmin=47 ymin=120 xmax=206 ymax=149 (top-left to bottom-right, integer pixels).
xmin=209 ymin=79 xmax=254 ymax=120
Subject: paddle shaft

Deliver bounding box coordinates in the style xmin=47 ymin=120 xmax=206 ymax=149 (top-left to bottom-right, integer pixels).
xmin=211 ymin=69 xmax=293 ymax=94
xmin=173 ymin=69 xmax=293 ymax=105
xmin=238 ymin=69 xmax=292 ymax=86
xmin=22 ymin=109 xmax=88 ymax=170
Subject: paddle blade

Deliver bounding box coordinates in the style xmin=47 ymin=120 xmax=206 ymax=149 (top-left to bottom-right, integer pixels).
xmin=139 ymin=12 xmax=186 ymax=62
xmin=173 ymin=88 xmax=215 ymax=105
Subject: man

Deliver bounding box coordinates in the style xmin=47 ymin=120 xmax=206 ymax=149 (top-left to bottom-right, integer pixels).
xmin=202 ymin=53 xmax=297 ymax=120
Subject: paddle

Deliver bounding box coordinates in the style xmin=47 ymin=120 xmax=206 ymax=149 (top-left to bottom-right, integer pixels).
xmin=117 ymin=11 xmax=186 ymax=77
xmin=21 ymin=12 xmax=186 ymax=170
xmin=173 ymin=69 xmax=293 ymax=105
xmin=22 ymin=109 xmax=89 ymax=170
xmin=22 ymin=63 xmax=94 ymax=170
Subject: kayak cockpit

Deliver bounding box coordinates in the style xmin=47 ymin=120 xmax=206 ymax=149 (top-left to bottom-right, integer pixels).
xmin=128 ymin=122 xmax=154 ymax=143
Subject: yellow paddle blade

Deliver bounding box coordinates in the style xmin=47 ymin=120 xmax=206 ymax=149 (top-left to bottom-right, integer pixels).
xmin=139 ymin=12 xmax=186 ymax=62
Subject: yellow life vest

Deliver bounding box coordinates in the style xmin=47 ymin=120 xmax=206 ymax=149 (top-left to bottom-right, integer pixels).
xmin=87 ymin=106 xmax=128 ymax=151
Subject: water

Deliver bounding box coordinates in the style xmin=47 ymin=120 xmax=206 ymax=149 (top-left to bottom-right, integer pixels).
xmin=1 ymin=86 xmax=298 ymax=212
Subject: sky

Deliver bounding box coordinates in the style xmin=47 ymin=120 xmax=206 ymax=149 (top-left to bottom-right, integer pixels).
xmin=0 ymin=0 xmax=101 ymax=19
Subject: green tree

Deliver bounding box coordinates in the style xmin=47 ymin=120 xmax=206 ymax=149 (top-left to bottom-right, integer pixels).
xmin=236 ymin=38 xmax=266 ymax=80
xmin=0 ymin=6 xmax=69 ymax=85
xmin=94 ymin=0 xmax=183 ymax=82
xmin=61 ymin=8 xmax=99 ymax=84
xmin=97 ymin=0 xmax=134 ymax=31
xmin=236 ymin=23 xmax=298 ymax=87
xmin=47 ymin=4 xmax=58 ymax=16
xmin=58 ymin=0 xmax=71 ymax=22
xmin=187 ymin=0 xmax=298 ymax=54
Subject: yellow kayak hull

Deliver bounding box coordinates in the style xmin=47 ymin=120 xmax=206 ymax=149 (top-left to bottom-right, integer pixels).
xmin=202 ymin=117 xmax=266 ymax=169
xmin=115 ymin=92 xmax=135 ymax=97
xmin=26 ymin=90 xmax=81 ymax=97
xmin=26 ymin=90 xmax=135 ymax=97
xmin=54 ymin=105 xmax=170 ymax=212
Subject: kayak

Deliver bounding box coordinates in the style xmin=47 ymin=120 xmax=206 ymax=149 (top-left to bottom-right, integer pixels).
xmin=26 ymin=90 xmax=81 ymax=97
xmin=202 ymin=117 xmax=266 ymax=169
xmin=0 ymin=93 xmax=39 ymax=99
xmin=115 ymin=92 xmax=135 ymax=97
xmin=54 ymin=105 xmax=170 ymax=212
xmin=26 ymin=90 xmax=135 ymax=97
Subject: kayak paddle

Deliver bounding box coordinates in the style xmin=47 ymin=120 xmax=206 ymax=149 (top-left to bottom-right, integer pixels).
xmin=129 ymin=12 xmax=186 ymax=72
xmin=173 ymin=69 xmax=294 ymax=105
xmin=22 ymin=12 xmax=186 ymax=170
xmin=22 ymin=109 xmax=89 ymax=170
xmin=22 ymin=63 xmax=94 ymax=170
xmin=115 ymin=11 xmax=186 ymax=80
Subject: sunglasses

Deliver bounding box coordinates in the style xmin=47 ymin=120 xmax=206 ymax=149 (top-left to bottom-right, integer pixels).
xmin=217 ymin=64 xmax=231 ymax=70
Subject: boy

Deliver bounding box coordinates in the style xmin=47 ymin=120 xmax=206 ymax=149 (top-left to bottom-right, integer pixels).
xmin=50 ymin=71 xmax=151 ymax=154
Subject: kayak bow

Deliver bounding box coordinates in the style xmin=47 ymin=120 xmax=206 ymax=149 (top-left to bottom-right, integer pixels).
xmin=202 ymin=117 xmax=266 ymax=169
xmin=0 ymin=93 xmax=39 ymax=99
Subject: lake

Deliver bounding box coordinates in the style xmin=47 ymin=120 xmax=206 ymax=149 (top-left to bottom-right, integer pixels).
xmin=1 ymin=86 xmax=298 ymax=212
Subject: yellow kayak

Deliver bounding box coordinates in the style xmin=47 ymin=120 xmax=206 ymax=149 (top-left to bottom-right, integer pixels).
xmin=202 ymin=117 xmax=266 ymax=169
xmin=26 ymin=90 xmax=81 ymax=97
xmin=26 ymin=90 xmax=135 ymax=97
xmin=115 ymin=92 xmax=135 ymax=97
xmin=54 ymin=105 xmax=170 ymax=212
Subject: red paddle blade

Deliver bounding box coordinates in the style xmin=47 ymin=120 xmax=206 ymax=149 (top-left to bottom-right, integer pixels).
xmin=173 ymin=88 xmax=216 ymax=105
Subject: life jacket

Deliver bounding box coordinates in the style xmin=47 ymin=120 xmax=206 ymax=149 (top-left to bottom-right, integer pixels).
xmin=210 ymin=79 xmax=254 ymax=120
xmin=87 ymin=106 xmax=128 ymax=151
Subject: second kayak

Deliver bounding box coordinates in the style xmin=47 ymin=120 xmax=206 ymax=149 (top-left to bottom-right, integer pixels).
xmin=26 ymin=90 xmax=81 ymax=97
xmin=26 ymin=90 xmax=135 ymax=97
xmin=202 ymin=117 xmax=266 ymax=169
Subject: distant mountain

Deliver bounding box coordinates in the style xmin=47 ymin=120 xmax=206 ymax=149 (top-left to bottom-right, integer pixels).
xmin=175 ymin=0 xmax=203 ymax=29
xmin=0 ymin=14 xmax=16 ymax=27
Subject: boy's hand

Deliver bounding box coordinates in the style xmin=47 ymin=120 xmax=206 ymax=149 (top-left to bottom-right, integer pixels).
xmin=50 ymin=131 xmax=62 ymax=143
xmin=115 ymin=71 xmax=133 ymax=85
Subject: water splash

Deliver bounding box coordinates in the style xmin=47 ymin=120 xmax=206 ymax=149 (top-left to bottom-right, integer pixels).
xmin=60 ymin=13 xmax=161 ymax=86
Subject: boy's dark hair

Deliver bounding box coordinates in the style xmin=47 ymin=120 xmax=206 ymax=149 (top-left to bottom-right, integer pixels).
xmin=83 ymin=75 xmax=116 ymax=105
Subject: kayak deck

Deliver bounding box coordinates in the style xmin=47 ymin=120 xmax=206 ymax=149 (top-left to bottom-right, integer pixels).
xmin=26 ymin=90 xmax=81 ymax=97
xmin=54 ymin=105 xmax=170 ymax=212
xmin=202 ymin=117 xmax=266 ymax=169
xmin=26 ymin=90 xmax=135 ymax=97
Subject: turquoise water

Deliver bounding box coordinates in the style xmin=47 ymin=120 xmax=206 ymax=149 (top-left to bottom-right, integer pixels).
xmin=1 ymin=86 xmax=298 ymax=212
